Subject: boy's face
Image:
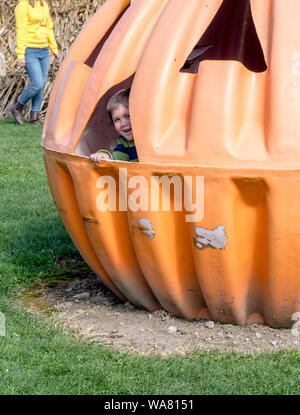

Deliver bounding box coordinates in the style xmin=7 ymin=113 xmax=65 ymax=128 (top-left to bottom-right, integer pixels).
xmin=111 ymin=104 xmax=134 ymax=141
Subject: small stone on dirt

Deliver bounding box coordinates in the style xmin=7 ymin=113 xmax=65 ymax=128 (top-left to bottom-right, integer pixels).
xmin=205 ymin=321 xmax=215 ymax=329
xmin=73 ymin=292 xmax=90 ymax=300
xmin=226 ymin=333 xmax=234 ymax=339
xmin=167 ymin=326 xmax=177 ymax=334
xmin=255 ymin=332 xmax=262 ymax=338
xmin=124 ymin=301 xmax=135 ymax=309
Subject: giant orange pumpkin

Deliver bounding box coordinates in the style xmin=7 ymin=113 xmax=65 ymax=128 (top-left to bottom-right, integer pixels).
xmin=42 ymin=0 xmax=300 ymax=327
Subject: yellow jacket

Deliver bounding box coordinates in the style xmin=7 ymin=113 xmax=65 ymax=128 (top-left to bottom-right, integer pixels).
xmin=15 ymin=0 xmax=58 ymax=59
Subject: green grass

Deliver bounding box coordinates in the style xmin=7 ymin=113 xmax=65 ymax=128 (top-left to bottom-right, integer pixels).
xmin=0 ymin=119 xmax=299 ymax=395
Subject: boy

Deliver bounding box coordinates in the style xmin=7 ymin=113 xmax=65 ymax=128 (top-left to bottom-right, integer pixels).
xmin=90 ymin=88 xmax=138 ymax=163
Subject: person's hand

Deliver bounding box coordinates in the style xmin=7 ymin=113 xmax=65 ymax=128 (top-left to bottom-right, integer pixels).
xmin=17 ymin=59 xmax=26 ymax=67
xmin=54 ymin=53 xmax=62 ymax=63
xmin=90 ymin=152 xmax=110 ymax=164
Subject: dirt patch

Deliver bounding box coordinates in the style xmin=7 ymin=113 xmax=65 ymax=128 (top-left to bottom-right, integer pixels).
xmin=20 ymin=269 xmax=300 ymax=356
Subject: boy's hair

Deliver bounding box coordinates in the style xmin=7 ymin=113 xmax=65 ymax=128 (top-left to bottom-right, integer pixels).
xmin=106 ymin=88 xmax=130 ymax=120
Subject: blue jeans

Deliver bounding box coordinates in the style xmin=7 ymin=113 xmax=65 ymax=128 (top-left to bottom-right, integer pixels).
xmin=19 ymin=47 xmax=50 ymax=112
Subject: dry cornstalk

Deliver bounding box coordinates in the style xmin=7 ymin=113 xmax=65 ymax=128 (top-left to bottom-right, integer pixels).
xmin=0 ymin=0 xmax=105 ymax=120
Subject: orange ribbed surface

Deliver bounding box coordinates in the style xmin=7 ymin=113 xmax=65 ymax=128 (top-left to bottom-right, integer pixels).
xmin=42 ymin=0 xmax=300 ymax=326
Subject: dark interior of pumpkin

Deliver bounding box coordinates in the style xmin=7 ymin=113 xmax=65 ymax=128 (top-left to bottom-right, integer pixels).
xmin=180 ymin=0 xmax=267 ymax=74
xmin=74 ymin=75 xmax=134 ymax=157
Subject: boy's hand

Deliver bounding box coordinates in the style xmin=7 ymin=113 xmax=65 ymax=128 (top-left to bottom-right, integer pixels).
xmin=90 ymin=152 xmax=110 ymax=164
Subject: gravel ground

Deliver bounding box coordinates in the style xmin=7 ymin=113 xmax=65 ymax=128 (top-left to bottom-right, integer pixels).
xmin=20 ymin=274 xmax=300 ymax=356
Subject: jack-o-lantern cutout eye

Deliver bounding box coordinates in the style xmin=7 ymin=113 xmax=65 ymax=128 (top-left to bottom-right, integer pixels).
xmin=181 ymin=0 xmax=267 ymax=74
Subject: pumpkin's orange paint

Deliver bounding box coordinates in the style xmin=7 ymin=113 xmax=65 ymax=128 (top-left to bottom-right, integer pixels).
xmin=42 ymin=0 xmax=300 ymax=327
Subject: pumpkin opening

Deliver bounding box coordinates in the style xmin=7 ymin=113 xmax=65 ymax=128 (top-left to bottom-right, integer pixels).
xmin=74 ymin=75 xmax=134 ymax=157
xmin=180 ymin=0 xmax=267 ymax=74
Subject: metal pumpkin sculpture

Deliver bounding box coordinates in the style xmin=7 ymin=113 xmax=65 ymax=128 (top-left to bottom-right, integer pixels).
xmin=42 ymin=0 xmax=300 ymax=327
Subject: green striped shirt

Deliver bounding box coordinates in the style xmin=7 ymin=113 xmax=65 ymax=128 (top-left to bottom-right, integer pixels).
xmin=97 ymin=137 xmax=138 ymax=162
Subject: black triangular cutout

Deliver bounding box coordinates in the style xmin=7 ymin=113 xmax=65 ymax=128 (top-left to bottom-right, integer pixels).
xmin=180 ymin=0 xmax=267 ymax=74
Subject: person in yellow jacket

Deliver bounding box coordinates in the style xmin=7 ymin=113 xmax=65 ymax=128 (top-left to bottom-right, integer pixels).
xmin=10 ymin=0 xmax=62 ymax=125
